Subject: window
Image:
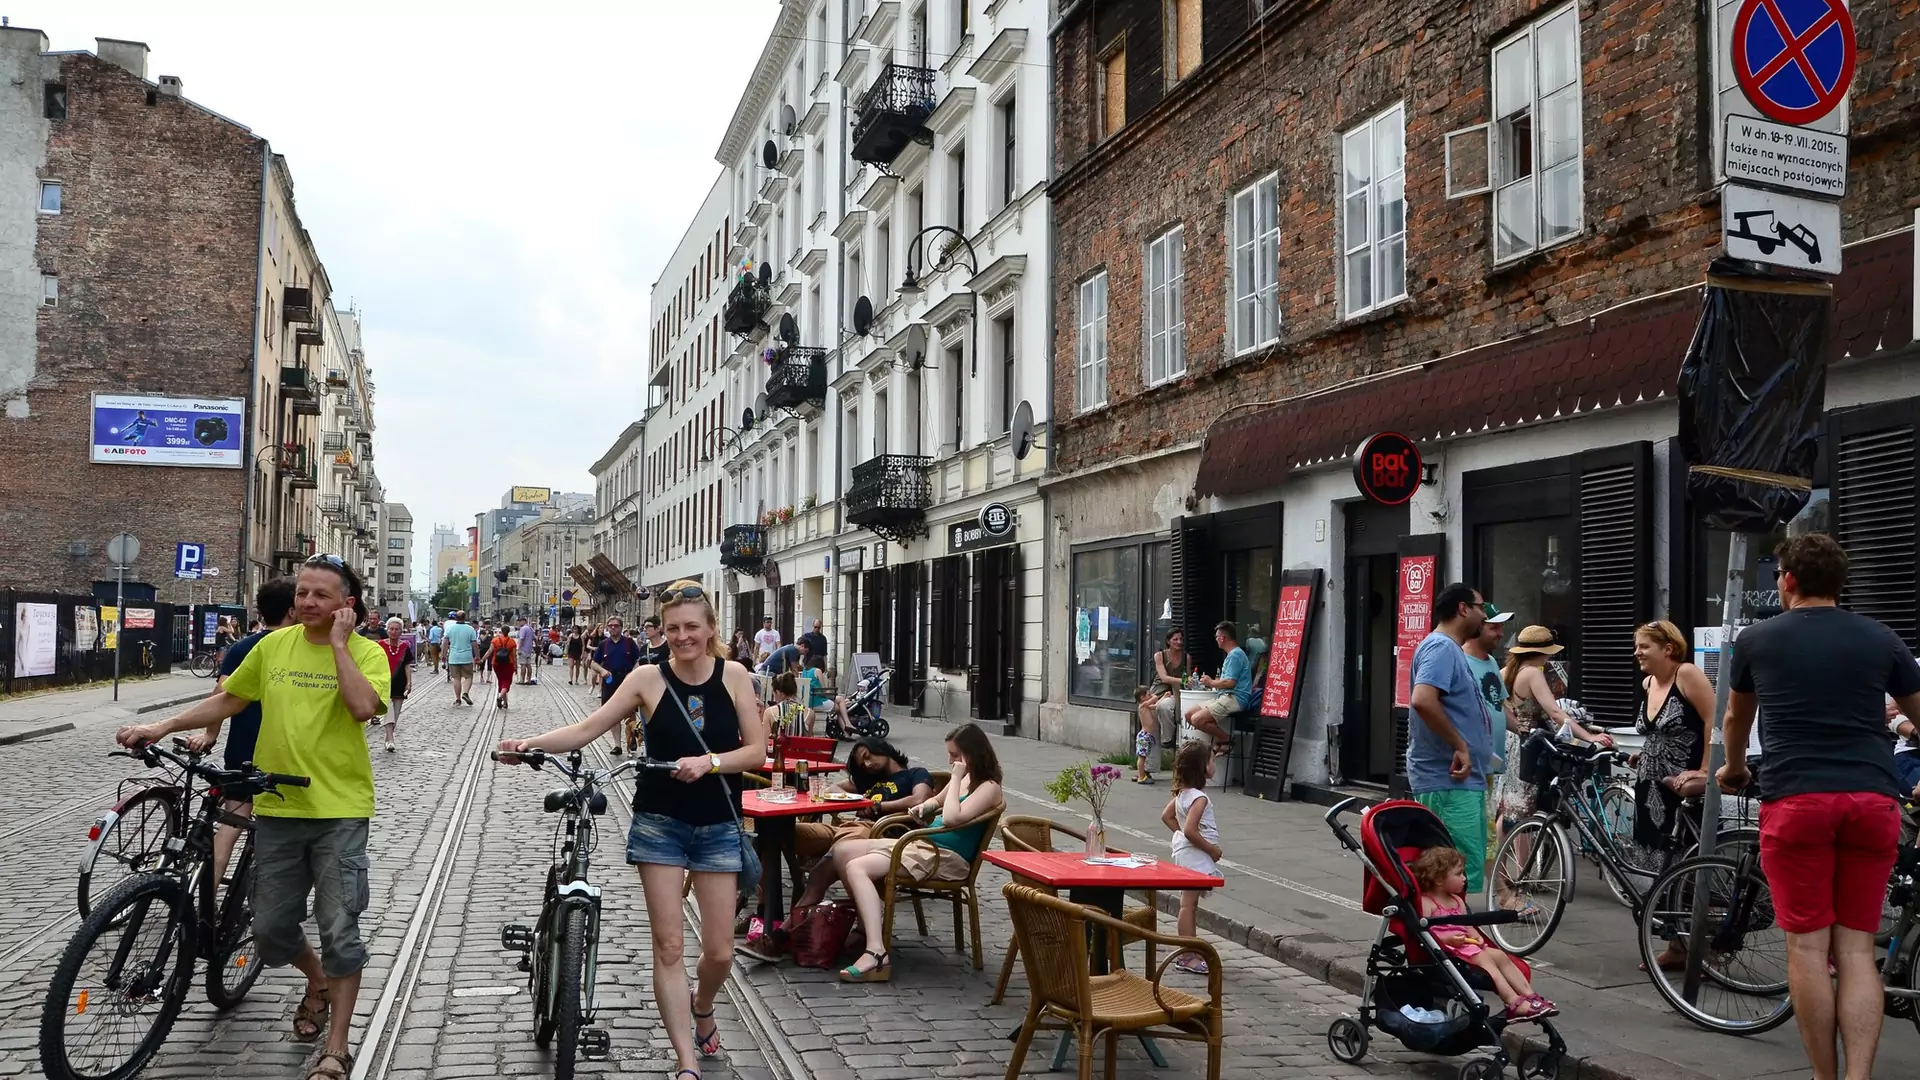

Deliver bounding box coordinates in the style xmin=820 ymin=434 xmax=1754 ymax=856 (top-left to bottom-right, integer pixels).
xmin=996 ymin=315 xmax=1016 ymax=431
xmin=1492 ymin=4 xmax=1582 ymax=261
xmin=44 ymin=83 xmax=67 ymax=120
xmin=874 ymin=390 xmax=890 ymax=456
xmin=1069 ymin=538 xmax=1171 ymax=704
xmin=947 ymin=342 xmax=966 ymax=451
xmin=999 ymin=95 xmax=1017 ymax=208
xmin=1076 ymin=272 xmax=1109 ymax=412
xmin=875 ymin=219 xmax=891 ymax=302
xmin=39 ymin=182 xmax=62 ymax=214
xmin=1165 ymin=0 xmax=1201 ymax=84
xmin=847 ymin=248 xmax=864 ymax=318
xmin=841 ymin=405 xmax=860 ymax=492
xmin=957 ymin=0 xmax=969 ymax=37
xmin=389 ymin=537 xmax=407 ymax=549
xmin=1229 ymin=174 xmax=1280 ymax=354
xmin=388 ymin=555 xmax=406 ymax=566
xmin=952 ymin=145 xmax=967 ymax=234
xmin=1146 ymin=227 xmax=1185 ymax=384
xmin=1341 ymin=103 xmax=1407 ymax=316
xmin=388 ymin=573 xmax=405 ymax=585
xmin=1096 ymin=47 xmax=1126 ymax=139
xmin=41 ymin=274 xmax=58 ymax=308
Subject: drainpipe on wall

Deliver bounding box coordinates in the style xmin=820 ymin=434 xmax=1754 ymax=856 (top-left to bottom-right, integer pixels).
xmin=234 ymin=144 xmax=270 ymax=610
xmin=1040 ymin=31 xmax=1060 ymax=713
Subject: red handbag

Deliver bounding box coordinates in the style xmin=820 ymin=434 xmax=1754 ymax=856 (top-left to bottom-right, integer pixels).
xmin=787 ymin=902 xmax=858 ymax=969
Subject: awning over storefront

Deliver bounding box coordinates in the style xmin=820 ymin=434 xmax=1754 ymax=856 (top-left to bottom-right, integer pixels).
xmin=1195 ymin=229 xmax=1914 ymax=499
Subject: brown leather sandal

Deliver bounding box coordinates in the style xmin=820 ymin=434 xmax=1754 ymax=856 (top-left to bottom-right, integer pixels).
xmin=292 ymin=984 xmax=328 ymax=1041
xmin=305 ymin=1050 xmax=352 ymax=1079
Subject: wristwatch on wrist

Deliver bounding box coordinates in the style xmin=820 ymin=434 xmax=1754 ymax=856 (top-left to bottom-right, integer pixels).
xmin=709 ymin=753 xmax=723 ymax=773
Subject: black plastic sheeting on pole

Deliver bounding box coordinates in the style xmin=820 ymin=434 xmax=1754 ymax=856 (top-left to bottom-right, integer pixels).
xmin=1676 ymin=259 xmax=1832 ymax=534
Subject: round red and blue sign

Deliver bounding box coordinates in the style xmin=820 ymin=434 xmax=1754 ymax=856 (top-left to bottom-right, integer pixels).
xmin=1352 ymin=432 xmax=1423 ymax=506
xmin=1731 ymin=0 xmax=1855 ymax=126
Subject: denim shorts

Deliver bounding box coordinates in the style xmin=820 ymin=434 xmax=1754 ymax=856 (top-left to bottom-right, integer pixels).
xmin=626 ymin=812 xmax=745 ymax=872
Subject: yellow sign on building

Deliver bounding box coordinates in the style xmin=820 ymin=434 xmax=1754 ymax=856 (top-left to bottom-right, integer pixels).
xmin=511 ymin=486 xmax=552 ymax=504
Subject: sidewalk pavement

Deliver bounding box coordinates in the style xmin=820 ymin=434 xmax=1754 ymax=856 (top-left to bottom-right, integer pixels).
xmin=874 ymin=717 xmax=1920 ymax=1080
xmin=0 ymin=670 xmax=209 ymax=744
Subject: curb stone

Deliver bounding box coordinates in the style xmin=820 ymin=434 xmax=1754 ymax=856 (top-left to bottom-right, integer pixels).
xmin=0 ymin=689 xmax=201 ymax=745
xmin=0 ymin=722 xmax=76 ymax=745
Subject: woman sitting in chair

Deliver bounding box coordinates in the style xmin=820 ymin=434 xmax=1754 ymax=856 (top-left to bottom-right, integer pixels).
xmin=792 ymin=722 xmax=1003 ymax=983
xmin=789 ymin=736 xmax=937 ymax=866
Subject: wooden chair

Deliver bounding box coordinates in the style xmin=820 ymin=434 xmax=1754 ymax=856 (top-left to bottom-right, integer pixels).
xmin=991 ymin=815 xmax=1160 ymax=1004
xmin=1001 ymin=884 xmax=1222 ymax=1080
xmin=868 ymin=804 xmax=1004 ymax=970
xmin=784 ymin=735 xmax=839 ymax=759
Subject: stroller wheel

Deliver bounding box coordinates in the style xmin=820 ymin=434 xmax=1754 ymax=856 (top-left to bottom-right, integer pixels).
xmin=1325 ymin=1016 xmax=1368 ymax=1063
xmin=1518 ymin=1050 xmax=1562 ymax=1080
xmin=1458 ymin=1058 xmax=1503 ymax=1080
xmin=864 ymin=716 xmax=889 ymax=739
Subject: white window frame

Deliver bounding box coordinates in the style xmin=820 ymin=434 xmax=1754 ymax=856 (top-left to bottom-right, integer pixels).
xmin=1228 ymin=174 xmax=1280 ymax=355
xmin=1145 ymin=226 xmax=1185 ymax=385
xmin=41 ymin=274 xmax=58 ymax=308
xmin=1075 ymin=272 xmax=1109 ymax=412
xmin=1341 ymin=103 xmax=1408 ymax=318
xmin=39 ymin=181 xmax=62 ymax=214
xmin=1447 ymin=3 xmax=1583 ymax=263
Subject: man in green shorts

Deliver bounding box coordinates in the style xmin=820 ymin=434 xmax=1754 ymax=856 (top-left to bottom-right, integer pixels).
xmin=1407 ymin=582 xmax=1496 ymax=892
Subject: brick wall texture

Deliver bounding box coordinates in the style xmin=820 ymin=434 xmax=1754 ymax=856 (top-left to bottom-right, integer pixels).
xmin=0 ymin=54 xmax=264 ymax=604
xmin=1049 ymin=0 xmax=1920 ymax=475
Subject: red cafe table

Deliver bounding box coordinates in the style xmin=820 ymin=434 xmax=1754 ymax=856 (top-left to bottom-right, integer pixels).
xmin=740 ymin=788 xmax=874 ymax=951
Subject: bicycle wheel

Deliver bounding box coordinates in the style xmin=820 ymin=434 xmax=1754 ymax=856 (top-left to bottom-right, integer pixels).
xmin=1486 ymin=817 xmax=1571 ymax=956
xmin=78 ymin=789 xmax=181 ymax=920
xmin=205 ymin=834 xmax=262 ymax=1008
xmin=41 ymin=873 xmax=194 ymax=1080
xmin=553 ymin=904 xmax=589 ymax=1080
xmin=532 ymin=882 xmax=559 ymax=1047
xmin=1638 ymin=855 xmax=1792 ymax=1035
xmin=190 ymin=652 xmax=218 ymax=678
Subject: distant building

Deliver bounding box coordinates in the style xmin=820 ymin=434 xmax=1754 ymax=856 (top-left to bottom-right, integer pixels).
xmin=379 ymin=502 xmax=412 ymax=613
xmin=590 ymin=421 xmax=645 ymax=620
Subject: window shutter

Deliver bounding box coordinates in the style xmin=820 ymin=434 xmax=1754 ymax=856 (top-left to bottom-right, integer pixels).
xmin=1575 ymin=443 xmax=1653 ymax=725
xmin=1832 ymin=403 xmax=1920 ymax=650
xmin=1171 ymin=514 xmax=1218 ymax=674
xmin=929 ymin=558 xmax=948 ymax=668
xmin=891 ymin=564 xmax=916 ymax=706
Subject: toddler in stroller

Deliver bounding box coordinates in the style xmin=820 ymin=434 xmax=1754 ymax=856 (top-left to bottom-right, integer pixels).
xmin=1325 ymin=797 xmax=1568 ymax=1080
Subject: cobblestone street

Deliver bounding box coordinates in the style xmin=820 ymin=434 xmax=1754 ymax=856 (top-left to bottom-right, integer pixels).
xmin=0 ymin=671 xmax=1527 ymax=1079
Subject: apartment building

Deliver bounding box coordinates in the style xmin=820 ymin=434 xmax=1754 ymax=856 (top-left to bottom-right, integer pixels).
xmin=379 ymin=502 xmax=413 ymax=614
xmin=317 ymin=307 xmax=385 ymax=577
xmin=589 ymin=420 xmax=645 ymax=621
xmin=704 ymin=0 xmax=1054 ymax=732
xmin=1046 ymin=0 xmax=1918 ymax=792
xmin=0 ymin=29 xmax=372 ymax=608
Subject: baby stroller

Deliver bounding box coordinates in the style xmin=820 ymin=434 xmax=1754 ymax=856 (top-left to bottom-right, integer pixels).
xmin=824 ymin=666 xmax=890 ymax=740
xmin=1324 ymin=797 xmax=1568 ymax=1080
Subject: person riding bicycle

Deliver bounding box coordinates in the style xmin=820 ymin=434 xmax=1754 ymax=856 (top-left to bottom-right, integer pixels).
xmin=117 ymin=554 xmax=390 ymax=1080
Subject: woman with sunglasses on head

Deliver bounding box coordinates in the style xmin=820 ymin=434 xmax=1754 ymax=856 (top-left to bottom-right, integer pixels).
xmin=498 ymin=580 xmax=765 ymax=1080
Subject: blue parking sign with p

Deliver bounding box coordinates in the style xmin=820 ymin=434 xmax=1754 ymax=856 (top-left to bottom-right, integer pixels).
xmin=175 ymin=542 xmax=204 ymax=579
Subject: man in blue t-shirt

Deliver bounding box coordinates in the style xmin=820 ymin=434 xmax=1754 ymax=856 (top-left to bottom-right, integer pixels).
xmin=1185 ymin=621 xmax=1255 ymax=751
xmin=1408 ymin=582 xmax=1496 ymax=892
xmin=589 ymin=617 xmax=644 ymax=754
xmin=184 ymin=575 xmax=297 ymax=887
xmin=426 ymin=620 xmax=444 ymax=674
xmin=443 ymin=612 xmax=479 ymax=706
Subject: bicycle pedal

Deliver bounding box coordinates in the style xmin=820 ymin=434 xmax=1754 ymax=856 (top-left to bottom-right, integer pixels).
xmin=501 ymin=924 xmax=535 ymax=952
xmin=578 ymin=1027 xmax=611 ymax=1059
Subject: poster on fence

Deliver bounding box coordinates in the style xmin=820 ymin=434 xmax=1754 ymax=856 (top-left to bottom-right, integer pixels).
xmin=13 ymin=602 xmax=58 ymax=678
xmin=75 ymin=607 xmax=100 ymax=652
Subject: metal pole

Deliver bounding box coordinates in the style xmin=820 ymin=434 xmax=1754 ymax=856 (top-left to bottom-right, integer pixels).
xmin=113 ymin=564 xmax=125 ymax=702
xmin=1682 ymin=530 xmax=1749 ymax=1004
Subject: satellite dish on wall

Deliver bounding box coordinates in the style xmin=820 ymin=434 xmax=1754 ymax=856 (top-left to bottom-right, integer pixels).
xmin=754 ymin=392 xmax=770 ymax=422
xmin=851 ymin=295 xmax=874 ymax=336
xmin=1010 ymin=400 xmax=1045 ymax=461
xmin=902 ymin=322 xmax=928 ymax=369
xmin=742 ymin=407 xmax=757 ymax=430
xmin=762 ymin=139 xmax=779 ymax=169
xmin=779 ymin=103 xmax=798 ymax=135
xmin=757 ymin=261 xmax=773 ymax=286
xmin=778 ymin=312 xmax=799 ymax=345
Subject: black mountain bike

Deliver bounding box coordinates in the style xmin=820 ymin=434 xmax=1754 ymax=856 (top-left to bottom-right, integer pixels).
xmin=40 ymin=740 xmax=308 ymax=1080
xmin=496 ymin=749 xmax=673 ymax=1080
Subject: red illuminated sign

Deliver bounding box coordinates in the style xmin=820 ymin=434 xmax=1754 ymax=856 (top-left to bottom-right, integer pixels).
xmin=1353 ymin=432 xmax=1423 ymax=506
xmin=1392 ymin=554 xmax=1436 ymax=709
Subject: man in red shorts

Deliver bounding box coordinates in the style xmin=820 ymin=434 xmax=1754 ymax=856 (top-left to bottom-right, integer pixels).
xmin=1719 ymin=533 xmax=1920 ymax=1080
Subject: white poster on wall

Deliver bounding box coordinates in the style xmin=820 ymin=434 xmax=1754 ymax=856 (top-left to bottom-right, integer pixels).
xmin=14 ymin=603 xmax=58 ymax=678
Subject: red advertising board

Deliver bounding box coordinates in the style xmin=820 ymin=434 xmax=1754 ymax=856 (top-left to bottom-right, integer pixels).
xmin=1259 ymin=583 xmax=1314 ymax=719
xmin=1392 ymin=554 xmax=1437 ymax=709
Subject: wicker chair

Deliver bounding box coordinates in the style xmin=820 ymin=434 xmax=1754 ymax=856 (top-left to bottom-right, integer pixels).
xmin=868 ymin=805 xmax=1005 ymax=969
xmin=991 ymin=815 xmax=1160 ymax=1004
xmin=1001 ymin=884 xmax=1223 ymax=1080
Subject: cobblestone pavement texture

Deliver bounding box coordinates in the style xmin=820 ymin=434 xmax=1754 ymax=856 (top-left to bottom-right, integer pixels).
xmin=3 ymin=666 xmax=1797 ymax=1080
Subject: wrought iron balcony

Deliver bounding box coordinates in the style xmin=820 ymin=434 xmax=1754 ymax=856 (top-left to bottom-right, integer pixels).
xmin=324 ymin=368 xmax=349 ymax=387
xmin=723 ymin=279 xmax=771 ymax=335
xmin=319 ymin=494 xmax=347 ymax=519
xmin=322 ymin=430 xmax=348 ymax=453
xmin=279 ymin=365 xmax=317 ymax=403
xmin=273 ymin=531 xmax=313 ymax=563
xmin=765 ymin=347 xmax=827 ymax=412
xmin=845 ymin=454 xmax=932 ymax=543
xmin=851 ymin=64 xmax=936 ymax=166
xmin=282 ymin=286 xmax=314 ymax=324
xmin=720 ymin=524 xmax=768 ymax=574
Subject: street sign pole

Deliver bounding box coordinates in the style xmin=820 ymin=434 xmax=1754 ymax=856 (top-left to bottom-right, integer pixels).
xmin=106 ymin=532 xmax=140 ymax=702
xmin=1682 ymin=531 xmax=1749 ymax=1006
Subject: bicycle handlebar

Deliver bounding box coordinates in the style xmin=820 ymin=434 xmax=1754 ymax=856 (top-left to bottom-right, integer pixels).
xmin=115 ymin=741 xmax=310 ymax=793
xmin=493 ymin=748 xmax=677 ymax=781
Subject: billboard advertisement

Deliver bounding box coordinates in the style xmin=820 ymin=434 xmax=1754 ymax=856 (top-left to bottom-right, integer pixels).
xmin=13 ymin=602 xmax=58 ymax=678
xmin=90 ymin=393 xmax=245 ymax=468
xmin=510 ymin=486 xmax=552 ymax=505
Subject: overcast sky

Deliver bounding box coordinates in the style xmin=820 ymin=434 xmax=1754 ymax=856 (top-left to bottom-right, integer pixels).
xmin=15 ymin=0 xmax=775 ymax=589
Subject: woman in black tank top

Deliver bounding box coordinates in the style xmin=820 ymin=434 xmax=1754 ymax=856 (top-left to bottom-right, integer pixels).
xmin=496 ymin=580 xmax=766 ymax=1080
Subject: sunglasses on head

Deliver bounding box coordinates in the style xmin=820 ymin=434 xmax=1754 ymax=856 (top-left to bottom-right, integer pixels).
xmin=660 ymin=584 xmax=706 ymax=604
xmin=305 ymin=553 xmax=346 ymax=569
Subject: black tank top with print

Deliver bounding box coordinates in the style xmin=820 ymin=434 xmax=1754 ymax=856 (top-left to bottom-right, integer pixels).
xmin=635 ymin=657 xmax=744 ymax=826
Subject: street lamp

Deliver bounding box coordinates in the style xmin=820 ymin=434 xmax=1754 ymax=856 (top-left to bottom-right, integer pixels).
xmin=898 ymin=224 xmax=980 ymax=295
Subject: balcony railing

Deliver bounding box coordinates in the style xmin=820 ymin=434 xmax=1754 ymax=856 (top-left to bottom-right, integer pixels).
xmin=722 ymin=279 xmax=771 ymax=335
xmin=719 ymin=524 xmax=768 ymax=573
xmin=319 ymin=494 xmax=347 ymax=519
xmin=322 ymin=430 xmax=348 ymax=453
xmin=282 ymin=286 xmax=314 ymax=324
xmin=844 ymin=454 xmax=932 ymax=543
xmin=765 ymin=347 xmax=828 ymax=412
xmin=273 ymin=531 xmax=313 ymax=563
xmin=851 ymin=64 xmax=936 ymax=166
xmin=279 ymin=365 xmax=317 ymax=402
xmin=324 ymin=368 xmax=349 ymax=387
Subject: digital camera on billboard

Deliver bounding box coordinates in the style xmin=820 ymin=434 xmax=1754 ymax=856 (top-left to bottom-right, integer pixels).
xmin=193 ymin=416 xmax=228 ymax=446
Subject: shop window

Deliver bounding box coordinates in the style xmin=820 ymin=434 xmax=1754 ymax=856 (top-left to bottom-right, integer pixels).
xmin=1341 ymin=104 xmax=1406 ymax=317
xmin=1069 ymin=538 xmax=1171 ymax=705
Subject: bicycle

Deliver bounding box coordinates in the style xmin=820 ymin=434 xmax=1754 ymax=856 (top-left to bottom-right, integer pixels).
xmin=188 ymin=646 xmax=225 ymax=679
xmin=77 ymin=769 xmax=191 ymax=919
xmin=1485 ymin=731 xmax=1760 ymax=956
xmin=1638 ymin=795 xmax=1920 ymax=1036
xmin=40 ymin=740 xmax=308 ymax=1080
xmin=495 ymin=748 xmax=675 ymax=1080
xmin=132 ymin=639 xmax=158 ymax=678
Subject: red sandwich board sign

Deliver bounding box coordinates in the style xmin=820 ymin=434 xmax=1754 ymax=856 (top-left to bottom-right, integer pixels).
xmin=1730 ymin=0 xmax=1855 ymax=126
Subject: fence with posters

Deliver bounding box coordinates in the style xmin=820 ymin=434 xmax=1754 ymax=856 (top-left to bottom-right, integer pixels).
xmin=0 ymin=590 xmax=176 ymax=694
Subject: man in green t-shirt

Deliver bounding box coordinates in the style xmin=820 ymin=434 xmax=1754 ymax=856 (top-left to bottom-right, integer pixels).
xmin=119 ymin=555 xmax=389 ymax=1077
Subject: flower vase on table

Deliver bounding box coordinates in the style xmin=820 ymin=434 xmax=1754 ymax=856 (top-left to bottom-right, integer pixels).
xmin=1084 ymin=815 xmax=1108 ymax=856
xmin=1046 ymin=762 xmax=1122 ymax=857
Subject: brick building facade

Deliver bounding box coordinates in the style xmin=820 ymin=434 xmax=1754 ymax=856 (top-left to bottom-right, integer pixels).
xmin=1040 ymin=1 xmax=1918 ymax=792
xmin=0 ymin=31 xmax=349 ymax=610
